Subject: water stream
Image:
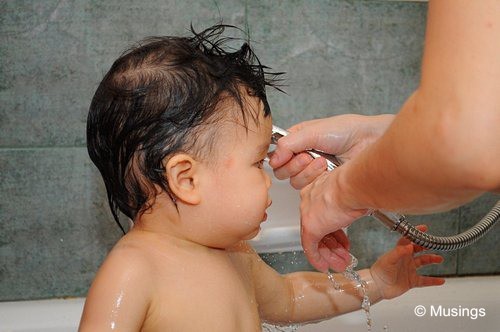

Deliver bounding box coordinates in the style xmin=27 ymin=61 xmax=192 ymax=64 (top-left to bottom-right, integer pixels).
xmin=263 ymin=254 xmax=389 ymax=332
xmin=327 ymin=254 xmax=373 ymax=331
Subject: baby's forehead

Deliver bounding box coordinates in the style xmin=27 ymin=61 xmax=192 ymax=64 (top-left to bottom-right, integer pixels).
xmin=190 ymin=93 xmax=270 ymax=155
xmin=212 ymin=98 xmax=268 ymax=131
xmin=216 ymin=117 xmax=268 ymax=141
xmin=211 ymin=114 xmax=271 ymax=147
xmin=216 ymin=89 xmax=264 ymax=115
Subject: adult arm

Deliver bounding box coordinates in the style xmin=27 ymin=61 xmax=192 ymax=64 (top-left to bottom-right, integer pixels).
xmin=300 ymin=0 xmax=500 ymax=271
xmin=341 ymin=0 xmax=500 ymax=212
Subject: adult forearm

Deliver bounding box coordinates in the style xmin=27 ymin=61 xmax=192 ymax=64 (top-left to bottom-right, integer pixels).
xmin=336 ymin=0 xmax=500 ymax=214
xmin=332 ymin=95 xmax=480 ymax=213
xmin=336 ymin=87 xmax=499 ymax=215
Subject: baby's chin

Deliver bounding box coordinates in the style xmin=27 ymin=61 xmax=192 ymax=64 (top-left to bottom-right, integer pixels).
xmin=242 ymin=226 xmax=262 ymax=241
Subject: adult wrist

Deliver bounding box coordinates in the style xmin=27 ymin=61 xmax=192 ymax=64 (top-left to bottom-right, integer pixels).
xmin=333 ymin=166 xmax=370 ymax=219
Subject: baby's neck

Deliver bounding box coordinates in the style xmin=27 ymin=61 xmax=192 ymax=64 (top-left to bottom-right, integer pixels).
xmin=131 ymin=205 xmax=216 ymax=254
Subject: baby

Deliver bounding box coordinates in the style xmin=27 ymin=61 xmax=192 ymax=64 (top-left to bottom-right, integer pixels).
xmin=80 ymin=24 xmax=445 ymax=331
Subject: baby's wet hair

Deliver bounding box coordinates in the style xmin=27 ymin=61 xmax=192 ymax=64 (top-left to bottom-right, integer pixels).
xmin=87 ymin=24 xmax=283 ymax=232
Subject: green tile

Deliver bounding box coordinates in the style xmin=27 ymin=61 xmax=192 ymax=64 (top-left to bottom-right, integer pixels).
xmin=0 ymin=148 xmax=120 ymax=300
xmin=0 ymin=0 xmax=246 ymax=148
xmin=246 ymin=0 xmax=427 ymax=128
xmin=259 ymin=251 xmax=315 ymax=274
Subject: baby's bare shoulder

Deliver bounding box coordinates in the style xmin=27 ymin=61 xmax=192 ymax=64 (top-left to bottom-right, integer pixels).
xmin=80 ymin=235 xmax=159 ymax=331
xmin=105 ymin=235 xmax=156 ymax=271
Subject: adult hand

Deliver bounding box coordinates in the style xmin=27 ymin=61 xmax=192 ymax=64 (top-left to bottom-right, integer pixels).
xmin=269 ymin=114 xmax=394 ymax=189
xmin=299 ymin=170 xmax=367 ymax=272
xmin=269 ymin=114 xmax=393 ymax=271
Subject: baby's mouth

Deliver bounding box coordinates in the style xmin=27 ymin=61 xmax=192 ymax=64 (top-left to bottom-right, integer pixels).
xmin=263 ymin=201 xmax=272 ymax=221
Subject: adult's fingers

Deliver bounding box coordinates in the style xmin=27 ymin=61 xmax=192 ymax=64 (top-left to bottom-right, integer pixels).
xmin=269 ymin=129 xmax=321 ymax=169
xmin=320 ymin=233 xmax=351 ymax=272
xmin=301 ymin=228 xmax=329 ymax=272
xmin=287 ymin=119 xmax=323 ymax=133
xmin=302 ymin=230 xmax=351 ymax=272
xmin=322 ymin=229 xmax=350 ymax=252
xmin=319 ymin=245 xmax=350 ymax=272
xmin=272 ymin=153 xmax=313 ymax=180
xmin=289 ymin=158 xmax=328 ymax=189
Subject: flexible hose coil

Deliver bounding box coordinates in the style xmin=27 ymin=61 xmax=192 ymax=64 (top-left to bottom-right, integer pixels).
xmin=373 ymin=200 xmax=500 ymax=251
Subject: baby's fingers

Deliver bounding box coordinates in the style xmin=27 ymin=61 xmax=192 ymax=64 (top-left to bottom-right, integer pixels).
xmin=414 ymin=254 xmax=444 ymax=268
xmin=416 ymin=275 xmax=446 ymax=288
xmin=396 ymin=224 xmax=428 ymax=252
xmin=411 ymin=225 xmax=430 ymax=253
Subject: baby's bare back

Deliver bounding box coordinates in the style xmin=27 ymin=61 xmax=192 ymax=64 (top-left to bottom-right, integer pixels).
xmin=80 ymin=231 xmax=263 ymax=332
xmin=144 ymin=240 xmax=263 ymax=331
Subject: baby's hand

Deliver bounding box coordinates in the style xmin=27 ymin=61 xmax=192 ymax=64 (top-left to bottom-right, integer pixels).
xmin=370 ymin=225 xmax=445 ymax=300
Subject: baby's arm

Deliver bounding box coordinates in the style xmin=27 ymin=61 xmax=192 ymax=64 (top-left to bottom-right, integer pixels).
xmin=253 ymin=261 xmax=383 ymax=324
xmin=252 ymin=225 xmax=444 ymax=325
xmin=369 ymin=225 xmax=445 ymax=300
xmin=79 ymin=247 xmax=152 ymax=331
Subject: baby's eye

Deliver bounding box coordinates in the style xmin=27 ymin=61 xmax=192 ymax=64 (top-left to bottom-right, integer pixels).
xmin=255 ymin=159 xmax=265 ymax=169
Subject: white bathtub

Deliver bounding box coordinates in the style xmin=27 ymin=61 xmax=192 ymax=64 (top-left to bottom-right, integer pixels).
xmin=0 ymin=276 xmax=498 ymax=331
xmin=249 ymin=164 xmax=302 ymax=253
xmin=0 ymin=297 xmax=84 ymax=332
xmin=298 ymin=275 xmax=499 ymax=332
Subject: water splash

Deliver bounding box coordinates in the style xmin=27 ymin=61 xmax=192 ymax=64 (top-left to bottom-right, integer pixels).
xmin=110 ymin=289 xmax=124 ymax=330
xmin=327 ymin=254 xmax=372 ymax=331
xmin=262 ymin=322 xmax=300 ymax=332
xmin=327 ymin=270 xmax=341 ymax=290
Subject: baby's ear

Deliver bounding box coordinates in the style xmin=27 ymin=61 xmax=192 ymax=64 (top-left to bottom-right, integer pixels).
xmin=164 ymin=154 xmax=201 ymax=205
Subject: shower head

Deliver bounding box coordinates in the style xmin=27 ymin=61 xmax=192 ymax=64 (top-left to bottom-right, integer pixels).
xmin=271 ymin=125 xmax=342 ymax=171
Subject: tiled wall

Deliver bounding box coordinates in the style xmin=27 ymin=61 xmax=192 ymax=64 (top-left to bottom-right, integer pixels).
xmin=1 ymin=0 xmax=498 ymax=301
